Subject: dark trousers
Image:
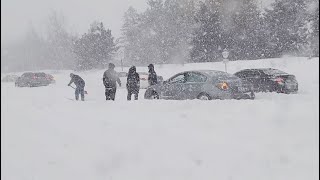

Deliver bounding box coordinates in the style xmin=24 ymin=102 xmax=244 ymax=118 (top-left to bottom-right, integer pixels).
xmin=105 ymin=87 xmax=117 ymax=101
xmin=127 ymin=89 xmax=139 ymax=100
xmin=75 ymin=86 xmax=85 ymax=101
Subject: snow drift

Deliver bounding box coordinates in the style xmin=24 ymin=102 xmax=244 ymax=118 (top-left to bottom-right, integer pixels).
xmin=1 ymin=57 xmax=319 ymax=180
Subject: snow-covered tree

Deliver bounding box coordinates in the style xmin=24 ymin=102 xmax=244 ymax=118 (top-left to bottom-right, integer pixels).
xmin=230 ymin=0 xmax=265 ymax=60
xmin=191 ymin=0 xmax=225 ymax=62
xmin=45 ymin=11 xmax=77 ymax=69
xmin=121 ymin=0 xmax=197 ymax=65
xmin=73 ymin=22 xmax=117 ymax=70
xmin=264 ymin=0 xmax=309 ymax=57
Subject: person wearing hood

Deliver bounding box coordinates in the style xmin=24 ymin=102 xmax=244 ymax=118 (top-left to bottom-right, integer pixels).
xmin=126 ymin=66 xmax=140 ymax=100
xmin=68 ymin=73 xmax=85 ymax=101
xmin=148 ymin=64 xmax=158 ymax=86
xmin=103 ymin=63 xmax=121 ymax=101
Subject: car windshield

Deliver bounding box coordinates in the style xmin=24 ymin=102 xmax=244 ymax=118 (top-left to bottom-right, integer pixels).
xmin=22 ymin=73 xmax=34 ymax=77
xmin=118 ymin=72 xmax=128 ymax=77
xmin=138 ymin=72 xmax=148 ymax=75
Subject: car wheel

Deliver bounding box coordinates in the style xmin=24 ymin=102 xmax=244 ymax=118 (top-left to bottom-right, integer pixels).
xmin=145 ymin=90 xmax=159 ymax=99
xmin=250 ymin=91 xmax=255 ymax=100
xmin=197 ymin=93 xmax=211 ymax=100
xmin=150 ymin=91 xmax=159 ymax=99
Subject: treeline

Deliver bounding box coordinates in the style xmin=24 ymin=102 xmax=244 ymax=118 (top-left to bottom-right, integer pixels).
xmin=1 ymin=12 xmax=117 ymax=72
xmin=122 ymin=0 xmax=319 ymax=65
xmin=1 ymin=0 xmax=319 ymax=72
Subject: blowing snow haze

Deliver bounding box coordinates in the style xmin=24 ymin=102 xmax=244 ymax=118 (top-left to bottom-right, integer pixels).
xmin=1 ymin=0 xmax=148 ymax=43
xmin=1 ymin=0 xmax=318 ymax=72
xmin=1 ymin=0 xmax=319 ymax=180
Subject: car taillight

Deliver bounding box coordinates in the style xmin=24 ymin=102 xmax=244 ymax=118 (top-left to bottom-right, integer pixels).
xmin=217 ymin=82 xmax=229 ymax=90
xmin=273 ymin=77 xmax=284 ymax=84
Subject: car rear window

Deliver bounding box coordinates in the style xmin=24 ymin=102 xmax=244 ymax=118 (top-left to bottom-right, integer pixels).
xmin=22 ymin=73 xmax=34 ymax=77
xmin=35 ymin=73 xmax=46 ymax=77
xmin=118 ymin=72 xmax=128 ymax=77
xmin=138 ymin=72 xmax=148 ymax=75
xmin=262 ymin=69 xmax=287 ymax=75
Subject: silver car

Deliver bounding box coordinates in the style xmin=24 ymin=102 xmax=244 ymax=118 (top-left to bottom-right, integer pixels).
xmin=144 ymin=70 xmax=255 ymax=100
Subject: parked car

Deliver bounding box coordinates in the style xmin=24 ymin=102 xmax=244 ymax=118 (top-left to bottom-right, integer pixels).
xmin=144 ymin=70 xmax=255 ymax=100
xmin=1 ymin=74 xmax=19 ymax=82
xmin=46 ymin=74 xmax=56 ymax=84
xmin=15 ymin=72 xmax=53 ymax=87
xmin=118 ymin=72 xmax=163 ymax=89
xmin=234 ymin=68 xmax=298 ymax=93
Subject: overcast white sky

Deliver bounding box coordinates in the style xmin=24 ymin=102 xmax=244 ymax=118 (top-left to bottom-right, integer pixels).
xmin=1 ymin=0 xmax=274 ymax=45
xmin=1 ymin=0 xmax=148 ymax=45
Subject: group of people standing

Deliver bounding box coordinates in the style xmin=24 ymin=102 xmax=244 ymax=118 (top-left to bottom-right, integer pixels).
xmin=68 ymin=63 xmax=158 ymax=101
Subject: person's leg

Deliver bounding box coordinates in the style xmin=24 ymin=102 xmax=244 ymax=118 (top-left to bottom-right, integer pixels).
xmin=134 ymin=92 xmax=138 ymax=100
xmin=80 ymin=86 xmax=85 ymax=101
xmin=127 ymin=89 xmax=132 ymax=100
xmin=75 ymin=87 xmax=80 ymax=100
xmin=111 ymin=88 xmax=116 ymax=101
xmin=105 ymin=89 xmax=111 ymax=100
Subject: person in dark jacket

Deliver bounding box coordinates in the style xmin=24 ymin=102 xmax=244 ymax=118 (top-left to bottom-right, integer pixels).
xmin=126 ymin=66 xmax=140 ymax=100
xmin=148 ymin=64 xmax=158 ymax=86
xmin=68 ymin=73 xmax=85 ymax=101
xmin=103 ymin=63 xmax=121 ymax=101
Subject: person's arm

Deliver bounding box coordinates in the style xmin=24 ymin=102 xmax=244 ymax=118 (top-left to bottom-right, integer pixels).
xmin=154 ymin=73 xmax=158 ymax=83
xmin=117 ymin=75 xmax=121 ymax=87
xmin=137 ymin=74 xmax=140 ymax=88
xmin=148 ymin=74 xmax=151 ymax=86
xmin=103 ymin=72 xmax=107 ymax=87
xmin=68 ymin=77 xmax=74 ymax=86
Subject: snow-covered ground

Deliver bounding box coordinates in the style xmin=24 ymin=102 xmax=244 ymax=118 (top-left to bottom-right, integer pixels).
xmin=1 ymin=57 xmax=319 ymax=180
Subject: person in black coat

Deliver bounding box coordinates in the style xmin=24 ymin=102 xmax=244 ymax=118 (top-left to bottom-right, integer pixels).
xmin=148 ymin=64 xmax=158 ymax=86
xmin=103 ymin=63 xmax=121 ymax=101
xmin=68 ymin=73 xmax=85 ymax=101
xmin=126 ymin=66 xmax=140 ymax=100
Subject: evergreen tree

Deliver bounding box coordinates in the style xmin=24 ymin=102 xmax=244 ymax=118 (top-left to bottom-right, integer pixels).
xmin=191 ymin=0 xmax=225 ymax=62
xmin=264 ymin=0 xmax=308 ymax=57
xmin=230 ymin=0 xmax=264 ymax=60
xmin=73 ymin=22 xmax=117 ymax=70
xmin=311 ymin=5 xmax=319 ymax=56
xmin=46 ymin=11 xmax=77 ymax=69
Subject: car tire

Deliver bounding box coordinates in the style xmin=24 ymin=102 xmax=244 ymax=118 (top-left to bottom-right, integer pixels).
xmin=197 ymin=93 xmax=212 ymax=100
xmin=250 ymin=91 xmax=255 ymax=100
xmin=145 ymin=90 xmax=159 ymax=99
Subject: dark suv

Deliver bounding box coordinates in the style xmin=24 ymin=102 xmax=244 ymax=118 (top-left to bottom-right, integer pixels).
xmin=234 ymin=68 xmax=298 ymax=93
xmin=15 ymin=72 xmax=53 ymax=87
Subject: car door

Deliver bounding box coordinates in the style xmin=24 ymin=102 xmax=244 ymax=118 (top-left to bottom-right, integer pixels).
xmin=257 ymin=70 xmax=270 ymax=91
xmin=161 ymin=73 xmax=186 ymax=99
xmin=242 ymin=70 xmax=262 ymax=91
xmin=183 ymin=72 xmax=208 ymax=99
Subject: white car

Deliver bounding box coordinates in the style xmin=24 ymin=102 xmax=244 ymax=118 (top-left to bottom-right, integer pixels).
xmin=118 ymin=72 xmax=163 ymax=89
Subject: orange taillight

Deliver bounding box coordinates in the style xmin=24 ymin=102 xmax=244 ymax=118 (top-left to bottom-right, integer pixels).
xmin=218 ymin=82 xmax=229 ymax=90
